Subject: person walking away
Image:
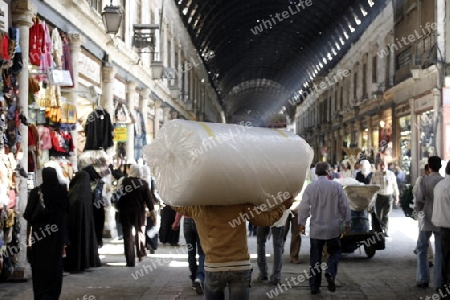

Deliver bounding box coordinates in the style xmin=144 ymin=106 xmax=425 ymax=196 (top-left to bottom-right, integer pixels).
xmin=172 ymin=212 xmax=205 ymax=294
xmin=414 ymin=156 xmax=444 ymax=289
xmin=117 ymin=165 xmax=155 ymax=267
xmin=413 ymin=164 xmax=434 ymax=266
xmin=370 ymin=160 xmax=400 ymax=237
xmin=432 ymin=161 xmax=450 ymax=294
xmin=24 ymin=167 xmax=69 ymax=300
xmin=173 ymin=197 xmax=293 ymax=300
xmin=159 ymin=204 xmax=180 ymax=246
xmin=256 ymin=206 xmax=290 ymax=285
xmin=298 ymin=162 xmax=351 ymax=295
xmin=145 ymin=173 xmax=160 ymax=254
xmin=84 ymin=165 xmax=107 ymax=248
xmin=283 ymin=181 xmax=309 ymax=264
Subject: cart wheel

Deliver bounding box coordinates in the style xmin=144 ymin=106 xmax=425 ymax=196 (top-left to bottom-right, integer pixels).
xmin=364 ymin=245 xmax=376 ymax=258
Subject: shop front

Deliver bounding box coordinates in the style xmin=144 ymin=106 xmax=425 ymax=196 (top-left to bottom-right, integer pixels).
xmin=396 ymin=102 xmax=412 ymax=183
xmin=443 ymin=87 xmax=450 ymax=162
xmin=112 ymin=76 xmax=131 ymax=166
xmin=414 ymin=93 xmax=437 ymax=171
xmin=378 ymin=108 xmax=393 ymax=165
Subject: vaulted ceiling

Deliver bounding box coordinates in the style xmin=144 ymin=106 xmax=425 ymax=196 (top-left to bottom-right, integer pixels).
xmin=174 ymin=0 xmax=387 ymax=122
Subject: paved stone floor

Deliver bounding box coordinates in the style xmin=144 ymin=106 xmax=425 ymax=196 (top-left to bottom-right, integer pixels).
xmin=0 ymin=208 xmax=446 ymax=299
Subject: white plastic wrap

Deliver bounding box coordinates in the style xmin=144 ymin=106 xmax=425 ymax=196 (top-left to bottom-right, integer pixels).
xmin=143 ymin=120 xmax=313 ymax=206
xmin=342 ymin=185 xmax=381 ymax=211
xmin=334 ymin=178 xmax=380 ymax=211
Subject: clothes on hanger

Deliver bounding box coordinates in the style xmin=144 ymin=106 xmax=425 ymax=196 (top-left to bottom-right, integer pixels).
xmin=84 ymin=109 xmax=114 ymax=151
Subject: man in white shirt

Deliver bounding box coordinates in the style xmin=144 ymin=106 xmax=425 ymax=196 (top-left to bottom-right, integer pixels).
xmin=432 ymin=160 xmax=450 ymax=293
xmin=299 ymin=162 xmax=351 ymax=295
xmin=370 ymin=160 xmax=400 ymax=237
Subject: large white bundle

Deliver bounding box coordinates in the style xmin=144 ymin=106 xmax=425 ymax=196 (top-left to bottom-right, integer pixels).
xmin=143 ymin=120 xmax=313 ymax=206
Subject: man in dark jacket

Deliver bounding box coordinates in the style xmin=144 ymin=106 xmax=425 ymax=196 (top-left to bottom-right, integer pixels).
xmin=118 ymin=165 xmax=155 ymax=267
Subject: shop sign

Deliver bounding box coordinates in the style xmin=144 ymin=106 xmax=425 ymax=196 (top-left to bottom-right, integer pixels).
xmin=395 ymin=102 xmax=411 ymax=116
xmin=113 ymin=78 xmax=126 ymax=100
xmin=0 ymin=1 xmax=8 ymax=34
xmin=114 ymin=126 xmax=127 ymax=142
xmin=414 ymin=93 xmax=434 ymax=113
xmin=79 ymin=50 xmax=102 ymax=86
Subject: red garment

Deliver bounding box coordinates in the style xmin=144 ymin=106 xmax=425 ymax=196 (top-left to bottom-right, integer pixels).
xmin=50 ymin=129 xmax=67 ymax=153
xmin=3 ymin=35 xmax=9 ymax=60
xmin=50 ymin=129 xmax=74 ymax=153
xmin=59 ymin=130 xmax=74 ymax=152
xmin=28 ymin=125 xmax=38 ymax=147
xmin=29 ymin=21 xmax=44 ymax=66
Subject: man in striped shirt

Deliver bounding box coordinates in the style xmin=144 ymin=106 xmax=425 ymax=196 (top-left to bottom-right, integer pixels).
xmin=370 ymin=160 xmax=400 ymax=237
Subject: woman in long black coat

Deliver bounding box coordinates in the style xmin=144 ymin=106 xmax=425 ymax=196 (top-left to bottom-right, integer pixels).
xmin=24 ymin=167 xmax=69 ymax=300
xmin=65 ymin=167 xmax=101 ymax=272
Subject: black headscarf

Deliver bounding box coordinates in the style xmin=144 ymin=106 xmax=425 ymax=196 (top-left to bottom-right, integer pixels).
xmin=40 ymin=167 xmax=68 ymax=213
xmin=41 ymin=167 xmax=59 ymax=187
xmin=83 ymin=165 xmax=101 ymax=181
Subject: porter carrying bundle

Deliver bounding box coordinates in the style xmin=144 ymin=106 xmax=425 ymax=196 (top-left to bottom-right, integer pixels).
xmin=143 ymin=120 xmax=313 ymax=206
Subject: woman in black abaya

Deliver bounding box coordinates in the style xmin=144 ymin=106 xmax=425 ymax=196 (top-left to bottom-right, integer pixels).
xmin=24 ymin=167 xmax=69 ymax=300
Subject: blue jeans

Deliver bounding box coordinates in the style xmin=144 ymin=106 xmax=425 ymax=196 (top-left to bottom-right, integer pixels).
xmin=416 ymin=230 xmax=442 ymax=287
xmin=183 ymin=218 xmax=204 ymax=283
xmin=257 ymin=226 xmax=284 ymax=283
xmin=204 ymin=269 xmax=252 ymax=300
xmin=309 ymin=237 xmax=341 ymax=292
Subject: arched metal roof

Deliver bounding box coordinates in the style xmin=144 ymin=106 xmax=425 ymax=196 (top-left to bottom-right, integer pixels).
xmin=174 ymin=0 xmax=387 ymax=121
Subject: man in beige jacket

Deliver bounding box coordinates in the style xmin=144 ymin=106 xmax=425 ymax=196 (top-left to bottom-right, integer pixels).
xmin=173 ymin=197 xmax=293 ymax=300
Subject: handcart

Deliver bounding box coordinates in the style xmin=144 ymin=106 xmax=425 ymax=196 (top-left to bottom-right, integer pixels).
xmin=340 ymin=184 xmax=385 ymax=258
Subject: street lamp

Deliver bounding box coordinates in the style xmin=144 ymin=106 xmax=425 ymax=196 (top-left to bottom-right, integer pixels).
xmin=102 ymin=1 xmax=123 ymax=34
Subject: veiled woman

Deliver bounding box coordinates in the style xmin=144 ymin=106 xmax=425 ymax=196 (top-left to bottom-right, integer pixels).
xmin=24 ymin=167 xmax=69 ymax=300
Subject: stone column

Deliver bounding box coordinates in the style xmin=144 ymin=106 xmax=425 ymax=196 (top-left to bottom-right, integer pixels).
xmin=154 ymin=8 xmax=161 ymax=61
xmin=432 ymin=88 xmax=441 ymax=157
xmin=66 ymin=33 xmax=84 ymax=172
xmin=162 ymin=106 xmax=171 ymax=124
xmin=355 ymin=119 xmax=361 ymax=149
xmin=334 ymin=131 xmax=341 ymax=163
xmin=170 ymin=35 xmax=176 ymax=87
xmin=366 ymin=116 xmax=373 ymax=153
xmin=101 ymin=64 xmax=116 ymax=239
xmin=139 ymin=88 xmax=149 ymax=144
xmin=162 ymin=24 xmax=168 ymax=85
xmin=126 ymin=81 xmax=136 ymax=162
xmin=11 ymin=0 xmax=35 ymax=280
xmin=170 ymin=110 xmax=178 ymax=120
xmin=153 ymin=100 xmax=162 ymax=138
xmin=101 ymin=64 xmax=116 ymax=117
xmin=409 ymin=98 xmax=418 ymax=182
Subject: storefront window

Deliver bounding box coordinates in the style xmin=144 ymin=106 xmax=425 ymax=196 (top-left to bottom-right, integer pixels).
xmin=379 ymin=119 xmax=393 ymax=160
xmin=362 ymin=129 xmax=369 ymax=151
xmin=399 ymin=115 xmax=411 ymax=181
xmin=418 ymin=110 xmax=436 ymax=166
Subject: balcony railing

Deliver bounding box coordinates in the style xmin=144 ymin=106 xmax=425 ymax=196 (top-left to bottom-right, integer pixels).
xmin=394 ymin=31 xmax=437 ymax=84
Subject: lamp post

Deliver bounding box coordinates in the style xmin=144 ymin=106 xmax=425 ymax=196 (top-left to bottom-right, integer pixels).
xmin=102 ymin=0 xmax=123 ymax=35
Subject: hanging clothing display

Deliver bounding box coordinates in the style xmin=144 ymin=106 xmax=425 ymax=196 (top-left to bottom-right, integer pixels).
xmin=84 ymin=109 xmax=114 ymax=151
xmin=51 ymin=28 xmax=62 ymax=68
xmin=39 ymin=20 xmax=53 ymax=73
xmin=29 ymin=17 xmax=44 ymax=66
xmin=134 ymin=110 xmax=147 ymax=161
xmin=61 ymin=33 xmax=74 ymax=87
